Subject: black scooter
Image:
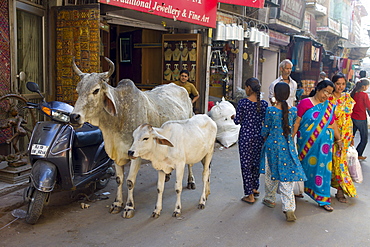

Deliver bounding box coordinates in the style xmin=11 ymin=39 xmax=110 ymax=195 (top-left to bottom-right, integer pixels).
xmin=23 ymin=82 xmax=114 ymax=224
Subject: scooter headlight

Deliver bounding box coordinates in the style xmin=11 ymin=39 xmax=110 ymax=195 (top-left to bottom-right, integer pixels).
xmin=41 ymin=106 xmax=70 ymax=123
xmin=51 ymin=110 xmax=70 ymax=123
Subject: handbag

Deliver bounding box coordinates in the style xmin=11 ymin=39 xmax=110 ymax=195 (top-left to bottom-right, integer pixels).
xmin=347 ymin=146 xmax=363 ymax=183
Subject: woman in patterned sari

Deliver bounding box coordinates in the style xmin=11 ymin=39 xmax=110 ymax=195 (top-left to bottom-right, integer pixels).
xmin=329 ymin=74 xmax=357 ymax=202
xmin=293 ymin=80 xmax=342 ymax=212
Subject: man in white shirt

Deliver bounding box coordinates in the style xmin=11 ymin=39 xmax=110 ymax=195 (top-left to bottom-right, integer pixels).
xmin=269 ymin=59 xmax=297 ymax=107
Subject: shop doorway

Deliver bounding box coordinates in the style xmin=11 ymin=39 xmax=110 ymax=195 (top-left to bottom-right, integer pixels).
xmin=14 ymin=1 xmax=45 ymax=97
xmin=261 ymin=50 xmax=278 ymax=103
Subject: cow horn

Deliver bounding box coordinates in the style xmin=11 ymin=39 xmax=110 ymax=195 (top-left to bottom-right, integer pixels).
xmin=104 ymin=57 xmax=115 ymax=78
xmin=72 ymin=57 xmax=84 ymax=76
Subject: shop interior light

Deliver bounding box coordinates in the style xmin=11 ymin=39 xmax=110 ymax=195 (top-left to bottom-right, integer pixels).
xmin=244 ymin=28 xmax=250 ymax=39
xmin=258 ymin=30 xmax=264 ymax=47
xmin=260 ymin=24 xmax=270 ymax=49
xmin=263 ymin=32 xmax=270 ymax=48
xmin=214 ymin=21 xmax=226 ymax=40
xmin=255 ymin=29 xmax=262 ymax=45
xmin=225 ymin=24 xmax=233 ymax=40
xmin=237 ymin=25 xmax=244 ymax=41
xmin=232 ymin=23 xmax=239 ymax=40
xmin=249 ymin=27 xmax=257 ymax=43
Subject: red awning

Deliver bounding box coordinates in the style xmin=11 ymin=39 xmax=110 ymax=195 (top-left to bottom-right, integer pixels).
xmin=218 ymin=0 xmax=265 ymax=8
xmin=99 ymin=0 xmax=217 ymax=28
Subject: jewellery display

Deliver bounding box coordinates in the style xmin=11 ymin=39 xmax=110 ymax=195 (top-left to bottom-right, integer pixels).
xmin=164 ymin=47 xmax=173 ymax=61
xmin=162 ymin=34 xmax=200 ymax=84
xmin=163 ymin=64 xmax=173 ymax=81
xmin=172 ymin=44 xmax=181 ymax=61
xmin=181 ymin=44 xmax=189 ymax=61
xmin=172 ymin=64 xmax=180 ymax=81
xmin=190 ymin=64 xmax=196 ymax=81
xmin=189 ymin=48 xmax=196 ymax=62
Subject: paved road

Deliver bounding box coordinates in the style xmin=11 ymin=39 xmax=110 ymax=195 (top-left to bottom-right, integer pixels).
xmin=0 ymin=139 xmax=369 ymax=247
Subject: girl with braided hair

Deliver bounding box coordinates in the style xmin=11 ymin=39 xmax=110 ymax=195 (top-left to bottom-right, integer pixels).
xmin=260 ymin=82 xmax=306 ymax=221
xmin=233 ymin=78 xmax=268 ymax=204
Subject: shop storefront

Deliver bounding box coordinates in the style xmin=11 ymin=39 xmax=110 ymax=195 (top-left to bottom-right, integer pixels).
xmin=259 ymin=30 xmax=290 ymax=101
xmin=288 ymin=35 xmax=323 ymax=97
xmin=54 ymin=0 xmax=217 ymax=113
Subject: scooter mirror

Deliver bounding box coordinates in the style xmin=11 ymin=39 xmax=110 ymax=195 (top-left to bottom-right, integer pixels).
xmin=26 ymin=81 xmax=40 ymax=93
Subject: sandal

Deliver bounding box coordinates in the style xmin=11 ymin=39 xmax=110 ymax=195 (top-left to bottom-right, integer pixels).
xmin=294 ymin=194 xmax=304 ymax=198
xmin=320 ymin=205 xmax=334 ymax=212
xmin=335 ymin=193 xmax=347 ymax=203
xmin=253 ymin=190 xmax=260 ymax=197
xmin=241 ymin=196 xmax=255 ymax=204
xmin=284 ymin=210 xmax=297 ymax=222
xmin=262 ymin=199 xmax=276 ymax=208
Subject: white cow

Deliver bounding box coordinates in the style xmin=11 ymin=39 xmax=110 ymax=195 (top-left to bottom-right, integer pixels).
xmin=70 ymin=57 xmax=193 ymax=218
xmin=128 ymin=114 xmax=217 ymax=218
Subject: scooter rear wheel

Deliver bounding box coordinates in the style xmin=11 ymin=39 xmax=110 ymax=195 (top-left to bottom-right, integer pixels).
xmin=26 ymin=190 xmax=48 ymax=225
xmin=95 ymin=178 xmax=110 ymax=191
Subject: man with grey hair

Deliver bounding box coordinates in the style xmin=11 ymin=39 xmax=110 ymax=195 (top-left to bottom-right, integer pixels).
xmin=319 ymin=71 xmax=329 ymax=82
xmin=269 ymin=59 xmax=297 ymax=107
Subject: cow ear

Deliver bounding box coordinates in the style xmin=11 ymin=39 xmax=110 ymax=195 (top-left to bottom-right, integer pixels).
xmin=103 ymin=89 xmax=117 ymax=116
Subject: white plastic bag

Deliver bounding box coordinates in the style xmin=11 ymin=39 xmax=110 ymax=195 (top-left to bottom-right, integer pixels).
xmin=347 ymin=146 xmax=363 ymax=183
xmin=208 ymin=97 xmax=240 ymax=148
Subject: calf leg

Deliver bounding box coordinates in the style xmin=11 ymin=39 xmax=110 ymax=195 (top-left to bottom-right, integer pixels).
xmin=173 ymin=165 xmax=185 ymax=217
xmin=198 ymin=153 xmax=212 ymax=209
xmin=123 ymin=158 xmax=142 ymax=218
xmin=152 ymin=170 xmax=166 ymax=218
xmin=110 ymin=163 xmax=125 ymax=214
xmin=187 ymin=164 xmax=196 ymax=190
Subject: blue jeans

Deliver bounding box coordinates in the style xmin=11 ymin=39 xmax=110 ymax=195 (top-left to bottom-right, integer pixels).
xmin=352 ymin=118 xmax=368 ymax=156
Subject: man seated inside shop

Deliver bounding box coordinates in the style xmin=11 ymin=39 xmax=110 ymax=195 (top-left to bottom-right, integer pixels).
xmin=174 ymin=69 xmax=199 ymax=104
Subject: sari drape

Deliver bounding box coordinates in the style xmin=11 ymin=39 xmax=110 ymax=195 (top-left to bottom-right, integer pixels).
xmin=330 ymin=93 xmax=357 ymax=197
xmin=297 ymin=101 xmax=335 ymax=206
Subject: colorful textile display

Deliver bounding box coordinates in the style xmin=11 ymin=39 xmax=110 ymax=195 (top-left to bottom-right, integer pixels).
xmin=56 ymin=5 xmax=100 ymax=105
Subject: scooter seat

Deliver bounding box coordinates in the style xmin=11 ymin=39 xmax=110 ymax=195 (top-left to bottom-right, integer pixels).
xmin=74 ymin=122 xmax=103 ymax=148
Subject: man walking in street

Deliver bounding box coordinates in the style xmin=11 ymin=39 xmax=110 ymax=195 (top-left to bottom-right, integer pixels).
xmin=318 ymin=71 xmax=329 ymax=82
xmin=269 ymin=59 xmax=297 ymax=107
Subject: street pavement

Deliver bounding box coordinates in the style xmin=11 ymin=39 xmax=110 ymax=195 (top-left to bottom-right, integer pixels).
xmin=0 ymin=135 xmax=369 ymax=246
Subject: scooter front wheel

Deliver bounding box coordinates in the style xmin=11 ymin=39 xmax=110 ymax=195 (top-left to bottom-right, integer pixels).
xmin=26 ymin=190 xmax=48 ymax=224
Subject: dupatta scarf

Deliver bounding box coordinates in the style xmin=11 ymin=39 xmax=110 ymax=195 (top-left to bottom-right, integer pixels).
xmin=297 ymin=100 xmax=335 ymax=206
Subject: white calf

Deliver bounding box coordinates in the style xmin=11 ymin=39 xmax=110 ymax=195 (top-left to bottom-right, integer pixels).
xmin=128 ymin=114 xmax=217 ymax=218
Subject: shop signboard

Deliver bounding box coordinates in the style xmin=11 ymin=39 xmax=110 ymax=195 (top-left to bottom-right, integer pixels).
xmin=99 ymin=0 xmax=217 ymax=28
xmin=328 ymin=18 xmax=341 ymax=36
xmin=341 ymin=24 xmax=349 ymax=39
xmin=278 ymin=0 xmax=305 ymax=28
xmin=269 ymin=30 xmax=290 ymax=46
xmin=218 ymin=0 xmax=264 ymax=8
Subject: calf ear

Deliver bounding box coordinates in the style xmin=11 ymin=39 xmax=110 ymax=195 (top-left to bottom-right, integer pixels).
xmin=102 ymin=87 xmax=117 ymax=116
xmin=154 ymin=132 xmax=174 ymax=147
xmin=155 ymin=137 xmax=174 ymax=147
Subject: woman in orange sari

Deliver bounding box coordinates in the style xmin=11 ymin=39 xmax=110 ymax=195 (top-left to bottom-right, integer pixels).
xmin=329 ymin=74 xmax=357 ymax=202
